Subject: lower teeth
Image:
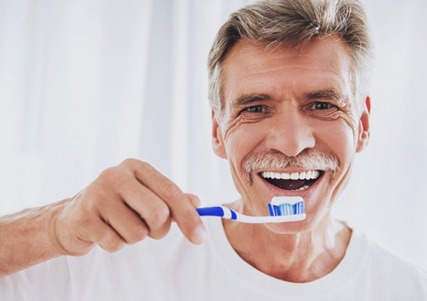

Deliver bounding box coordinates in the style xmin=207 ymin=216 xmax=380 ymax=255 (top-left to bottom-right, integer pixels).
xmin=293 ymin=185 xmax=309 ymax=191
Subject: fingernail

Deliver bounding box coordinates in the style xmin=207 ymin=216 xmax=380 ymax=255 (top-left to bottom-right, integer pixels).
xmin=192 ymin=225 xmax=207 ymax=245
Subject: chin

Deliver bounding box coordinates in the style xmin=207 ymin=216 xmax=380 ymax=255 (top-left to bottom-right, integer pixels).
xmin=263 ymin=206 xmax=329 ymax=235
xmin=264 ymin=218 xmax=313 ymax=235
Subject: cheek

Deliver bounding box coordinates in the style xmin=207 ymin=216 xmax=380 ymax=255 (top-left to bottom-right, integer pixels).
xmin=319 ymin=118 xmax=357 ymax=166
xmin=341 ymin=112 xmax=361 ymax=145
xmin=221 ymin=121 xmax=269 ymax=198
xmin=220 ymin=121 xmax=265 ymax=204
xmin=222 ymin=118 xmax=267 ymax=160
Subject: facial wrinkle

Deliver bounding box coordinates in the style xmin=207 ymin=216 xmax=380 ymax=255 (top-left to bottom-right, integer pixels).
xmin=221 ymin=114 xmax=242 ymax=142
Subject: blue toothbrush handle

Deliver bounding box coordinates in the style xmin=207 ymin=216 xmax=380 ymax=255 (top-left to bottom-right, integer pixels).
xmin=196 ymin=206 xmax=226 ymax=217
xmin=196 ymin=206 xmax=238 ymax=220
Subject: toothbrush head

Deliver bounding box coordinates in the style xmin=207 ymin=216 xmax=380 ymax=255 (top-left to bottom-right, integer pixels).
xmin=268 ymin=196 xmax=305 ymax=217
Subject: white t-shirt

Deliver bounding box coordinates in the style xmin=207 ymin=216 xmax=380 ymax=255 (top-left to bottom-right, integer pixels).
xmin=1 ymin=218 xmax=426 ymax=300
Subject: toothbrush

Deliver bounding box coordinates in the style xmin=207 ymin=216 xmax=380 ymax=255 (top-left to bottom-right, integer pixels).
xmin=196 ymin=196 xmax=305 ymax=224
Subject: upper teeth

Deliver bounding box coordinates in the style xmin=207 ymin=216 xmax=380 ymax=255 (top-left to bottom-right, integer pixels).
xmin=261 ymin=170 xmax=320 ymax=180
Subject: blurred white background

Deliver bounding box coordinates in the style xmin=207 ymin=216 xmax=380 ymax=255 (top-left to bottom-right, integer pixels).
xmin=0 ymin=0 xmax=426 ymax=270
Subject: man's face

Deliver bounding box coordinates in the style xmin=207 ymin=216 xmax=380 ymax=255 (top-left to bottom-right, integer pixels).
xmin=212 ymin=36 xmax=370 ymax=232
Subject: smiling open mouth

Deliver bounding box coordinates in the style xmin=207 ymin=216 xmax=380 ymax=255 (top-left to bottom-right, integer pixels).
xmin=260 ymin=170 xmax=323 ymax=191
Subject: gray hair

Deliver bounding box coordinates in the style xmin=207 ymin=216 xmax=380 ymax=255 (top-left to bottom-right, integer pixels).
xmin=208 ymin=0 xmax=374 ymax=113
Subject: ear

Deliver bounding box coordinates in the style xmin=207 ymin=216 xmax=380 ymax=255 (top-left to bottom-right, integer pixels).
xmin=356 ymin=96 xmax=371 ymax=153
xmin=211 ymin=109 xmax=227 ymax=159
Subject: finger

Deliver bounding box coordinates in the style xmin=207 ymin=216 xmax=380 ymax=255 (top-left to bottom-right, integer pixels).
xmin=98 ymin=162 xmax=173 ymax=240
xmin=161 ymin=193 xmax=200 ymax=223
xmin=132 ymin=161 xmax=206 ymax=244
xmin=71 ymin=187 xmax=126 ymax=252
xmin=98 ymin=197 xmax=149 ymax=244
xmin=117 ymin=179 xmax=172 ymax=240
xmin=80 ymin=217 xmax=127 ymax=253
xmin=184 ymin=193 xmax=201 ymax=208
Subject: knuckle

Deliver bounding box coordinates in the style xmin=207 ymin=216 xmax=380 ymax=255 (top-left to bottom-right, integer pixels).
xmin=149 ymin=223 xmax=171 ymax=240
xmin=98 ymin=166 xmax=120 ymax=183
xmin=145 ymin=210 xmax=170 ymax=232
xmin=121 ymin=158 xmax=138 ymax=167
xmin=127 ymin=227 xmax=148 ymax=244
xmin=99 ymin=232 xmax=124 ymax=253
xmin=105 ymin=241 xmax=125 ymax=253
xmin=144 ymin=203 xmax=172 ymax=240
xmin=150 ymin=203 xmax=171 ymax=224
xmin=77 ymin=188 xmax=110 ymax=215
xmin=185 ymin=193 xmax=201 ymax=208
xmin=158 ymin=180 xmax=182 ymax=201
xmin=83 ymin=184 xmax=107 ymax=201
xmin=95 ymin=165 xmax=131 ymax=193
xmin=121 ymin=158 xmax=149 ymax=171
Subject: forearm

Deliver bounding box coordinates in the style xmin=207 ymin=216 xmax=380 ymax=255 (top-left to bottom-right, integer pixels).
xmin=0 ymin=199 xmax=69 ymax=277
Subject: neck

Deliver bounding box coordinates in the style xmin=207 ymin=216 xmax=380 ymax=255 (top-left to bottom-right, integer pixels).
xmin=222 ymin=203 xmax=351 ymax=283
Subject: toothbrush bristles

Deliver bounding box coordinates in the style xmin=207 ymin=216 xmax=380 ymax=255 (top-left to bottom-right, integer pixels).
xmin=268 ymin=201 xmax=305 ymax=216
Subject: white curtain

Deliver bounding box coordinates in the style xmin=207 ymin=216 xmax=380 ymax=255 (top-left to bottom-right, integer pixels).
xmin=0 ymin=0 xmax=426 ymax=270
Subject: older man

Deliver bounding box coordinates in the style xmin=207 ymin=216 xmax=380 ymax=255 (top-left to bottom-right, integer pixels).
xmin=1 ymin=0 xmax=426 ymax=300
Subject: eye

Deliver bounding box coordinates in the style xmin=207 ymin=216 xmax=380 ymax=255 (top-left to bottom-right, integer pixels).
xmin=243 ymin=105 xmax=266 ymax=113
xmin=310 ymin=102 xmax=337 ymax=111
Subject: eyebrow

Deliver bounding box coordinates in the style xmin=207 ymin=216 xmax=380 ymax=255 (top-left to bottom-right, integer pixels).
xmin=232 ymin=88 xmax=348 ymax=108
xmin=232 ymin=93 xmax=270 ymax=107
xmin=304 ymin=89 xmax=342 ymax=100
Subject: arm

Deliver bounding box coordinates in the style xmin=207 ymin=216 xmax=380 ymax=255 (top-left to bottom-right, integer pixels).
xmin=0 ymin=159 xmax=206 ymax=277
xmin=0 ymin=199 xmax=69 ymax=277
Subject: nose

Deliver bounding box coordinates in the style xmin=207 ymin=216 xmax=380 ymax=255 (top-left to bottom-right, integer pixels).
xmin=264 ymin=110 xmax=315 ymax=157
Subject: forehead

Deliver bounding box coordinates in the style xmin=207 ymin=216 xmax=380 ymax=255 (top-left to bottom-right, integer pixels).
xmin=221 ymin=37 xmax=353 ymax=105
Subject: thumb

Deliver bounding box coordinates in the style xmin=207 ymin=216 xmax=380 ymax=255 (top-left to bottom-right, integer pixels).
xmin=170 ymin=193 xmax=201 ymax=223
xmin=184 ymin=193 xmax=201 ymax=208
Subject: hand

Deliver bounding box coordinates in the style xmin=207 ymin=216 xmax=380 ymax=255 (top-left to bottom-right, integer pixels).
xmin=52 ymin=159 xmax=206 ymax=256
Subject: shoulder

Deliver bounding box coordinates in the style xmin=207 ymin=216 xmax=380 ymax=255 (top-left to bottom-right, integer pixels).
xmin=362 ymin=232 xmax=425 ymax=274
xmin=351 ymin=229 xmax=427 ymax=297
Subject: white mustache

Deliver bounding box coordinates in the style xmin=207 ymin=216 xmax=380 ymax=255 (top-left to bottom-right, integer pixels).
xmin=242 ymin=150 xmax=339 ymax=183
